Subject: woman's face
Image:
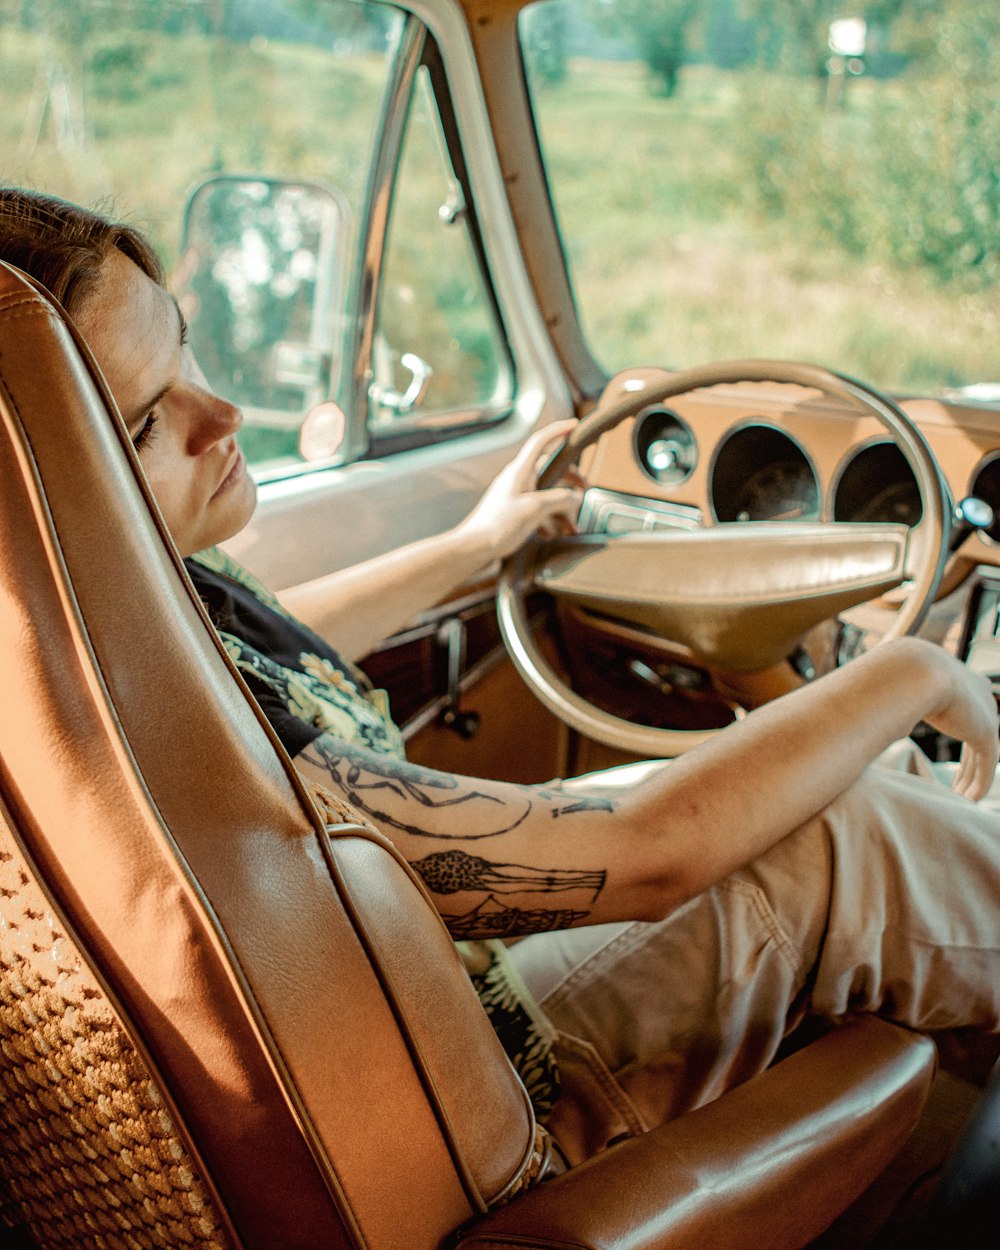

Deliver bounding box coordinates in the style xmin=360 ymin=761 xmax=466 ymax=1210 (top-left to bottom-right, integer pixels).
xmin=75 ymin=249 xmax=257 ymax=557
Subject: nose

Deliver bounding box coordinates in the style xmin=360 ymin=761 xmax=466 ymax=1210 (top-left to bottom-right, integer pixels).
xmin=185 ymin=388 xmax=242 ymax=456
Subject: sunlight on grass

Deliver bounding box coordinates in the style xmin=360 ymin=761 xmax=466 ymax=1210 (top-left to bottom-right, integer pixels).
xmin=2 ymin=13 xmax=996 ymax=400
xmin=532 ymin=60 xmax=999 ymax=394
xmin=0 ymin=28 xmax=390 ymax=266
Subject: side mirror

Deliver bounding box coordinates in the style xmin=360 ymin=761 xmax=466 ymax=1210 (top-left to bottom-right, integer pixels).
xmin=176 ymin=175 xmax=350 ymax=454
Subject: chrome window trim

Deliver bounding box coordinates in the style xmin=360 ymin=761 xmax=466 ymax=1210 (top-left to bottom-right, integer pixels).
xmin=343 ymin=15 xmax=427 ymax=462
xmin=400 ymin=0 xmax=572 ymax=420
xmin=363 ymin=37 xmax=516 ymax=446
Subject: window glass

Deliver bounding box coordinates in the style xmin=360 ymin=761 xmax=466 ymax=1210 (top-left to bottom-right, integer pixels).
xmin=520 ymin=0 xmax=999 ymax=399
xmin=370 ymin=66 xmax=512 ymax=432
xmin=0 ymin=0 xmax=403 ymax=470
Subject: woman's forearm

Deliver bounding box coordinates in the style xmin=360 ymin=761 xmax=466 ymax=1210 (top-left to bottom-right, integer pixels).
xmin=279 ymin=423 xmax=582 ymax=658
xmin=294 ymin=637 xmax=997 ymax=935
xmin=277 ymin=523 xmax=495 ymax=660
xmin=622 ymin=637 xmax=998 ymax=917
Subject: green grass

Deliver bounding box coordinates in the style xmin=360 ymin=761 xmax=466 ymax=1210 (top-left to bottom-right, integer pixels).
xmin=2 ymin=13 xmax=996 ymax=403
xmin=0 ymin=26 xmax=390 ymax=266
xmin=531 ymin=59 xmax=1000 ymax=393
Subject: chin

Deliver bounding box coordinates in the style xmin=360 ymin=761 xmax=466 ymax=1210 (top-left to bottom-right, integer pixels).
xmin=186 ymin=480 xmax=258 ymax=556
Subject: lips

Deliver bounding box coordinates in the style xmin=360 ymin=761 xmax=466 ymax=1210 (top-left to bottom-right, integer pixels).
xmin=212 ymin=446 xmax=245 ymax=500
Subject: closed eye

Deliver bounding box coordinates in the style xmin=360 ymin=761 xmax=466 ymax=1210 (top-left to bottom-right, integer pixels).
xmin=132 ymin=412 xmax=160 ymax=453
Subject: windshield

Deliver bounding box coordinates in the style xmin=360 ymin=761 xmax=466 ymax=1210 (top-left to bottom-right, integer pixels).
xmin=520 ymin=0 xmax=999 ymax=400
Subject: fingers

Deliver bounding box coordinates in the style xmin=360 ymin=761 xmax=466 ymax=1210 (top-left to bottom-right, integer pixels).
xmin=952 ymin=745 xmax=974 ymax=799
xmin=534 ymin=485 xmax=585 ymax=537
xmin=510 ymin=420 xmax=578 ymax=488
xmin=949 ymin=690 xmax=998 ymax=801
xmin=464 ymin=424 xmax=584 ymax=562
xmin=515 ymin=485 xmax=584 ymax=533
xmin=953 ymin=742 xmax=995 ymax=803
xmin=537 ymin=484 xmax=584 ymax=517
xmin=920 ymin=655 xmax=998 ymax=802
xmin=525 ymin=418 xmax=577 ymax=451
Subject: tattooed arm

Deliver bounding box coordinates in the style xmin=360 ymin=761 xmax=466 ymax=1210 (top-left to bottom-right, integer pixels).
xmin=294 ymin=638 xmax=999 ymax=938
xmin=294 ymin=734 xmax=616 ymax=938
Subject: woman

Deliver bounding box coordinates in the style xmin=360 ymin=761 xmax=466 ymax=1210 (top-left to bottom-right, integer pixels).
xmin=3 ymin=187 xmax=1000 ymax=1158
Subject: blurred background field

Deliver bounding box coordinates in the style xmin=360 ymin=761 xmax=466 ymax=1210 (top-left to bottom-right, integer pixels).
xmin=523 ymin=0 xmax=1000 ymax=391
xmin=1 ymin=0 xmax=997 ymax=396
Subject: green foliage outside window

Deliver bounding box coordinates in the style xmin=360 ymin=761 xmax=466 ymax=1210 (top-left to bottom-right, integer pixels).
xmin=523 ymin=0 xmax=1000 ymax=393
xmin=738 ymin=1 xmax=1000 ymax=292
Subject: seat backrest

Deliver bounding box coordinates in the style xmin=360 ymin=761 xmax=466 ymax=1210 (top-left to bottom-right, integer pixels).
xmin=0 ymin=262 xmax=544 ymax=1250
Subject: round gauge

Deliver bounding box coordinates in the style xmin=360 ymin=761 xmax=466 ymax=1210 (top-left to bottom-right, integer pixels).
xmin=847 ymin=481 xmax=922 ymax=526
xmin=633 ymin=407 xmax=697 ymax=486
xmin=711 ymin=424 xmax=820 ymax=523
xmin=729 ymin=460 xmax=821 ymax=523
xmin=969 ymin=453 xmax=1000 ymax=543
xmin=834 ymin=443 xmax=923 ymax=527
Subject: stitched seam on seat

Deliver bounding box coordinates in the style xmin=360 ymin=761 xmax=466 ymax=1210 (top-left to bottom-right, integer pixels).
xmin=0 ymin=300 xmax=58 ymax=319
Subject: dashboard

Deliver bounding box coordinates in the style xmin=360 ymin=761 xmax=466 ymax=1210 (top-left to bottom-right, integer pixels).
xmin=571 ymin=366 xmax=1000 ymax=693
xmin=581 ymin=367 xmax=1000 ymax=553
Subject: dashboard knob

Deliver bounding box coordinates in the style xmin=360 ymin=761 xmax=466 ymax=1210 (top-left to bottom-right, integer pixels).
xmin=634 ymin=408 xmax=697 ymax=485
xmin=647 ymin=439 xmax=680 ymax=473
xmin=951 ymin=496 xmax=995 ymax=550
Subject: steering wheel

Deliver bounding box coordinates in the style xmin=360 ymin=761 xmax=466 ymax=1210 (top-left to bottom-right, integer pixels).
xmin=497 ymin=360 xmax=951 ymax=758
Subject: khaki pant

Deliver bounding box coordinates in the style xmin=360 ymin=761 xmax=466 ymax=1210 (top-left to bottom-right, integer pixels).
xmin=509 ymin=743 xmax=1000 ymax=1162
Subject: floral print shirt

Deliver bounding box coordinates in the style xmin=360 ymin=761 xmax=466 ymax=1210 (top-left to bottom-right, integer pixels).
xmin=187 ymin=547 xmax=404 ymax=760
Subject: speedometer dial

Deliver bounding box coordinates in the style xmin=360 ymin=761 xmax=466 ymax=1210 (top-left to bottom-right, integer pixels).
xmin=847 ymin=481 xmax=922 ymax=527
xmin=711 ymin=424 xmax=821 ymax=524
xmin=834 ymin=443 xmax=923 ymax=527
xmin=730 ymin=460 xmax=821 ymax=522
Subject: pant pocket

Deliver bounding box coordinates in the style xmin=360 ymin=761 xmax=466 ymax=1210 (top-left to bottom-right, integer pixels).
xmin=545 ymin=1029 xmax=649 ymax=1165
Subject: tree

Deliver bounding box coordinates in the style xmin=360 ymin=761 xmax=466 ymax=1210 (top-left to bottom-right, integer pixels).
xmin=706 ymin=0 xmax=758 ymax=69
xmin=737 ymin=0 xmax=950 ymax=75
xmin=736 ymin=0 xmax=1000 ymax=290
xmin=522 ymin=0 xmax=570 ymax=87
xmin=737 ymin=0 xmax=840 ymax=73
xmin=590 ymin=0 xmax=699 ymax=98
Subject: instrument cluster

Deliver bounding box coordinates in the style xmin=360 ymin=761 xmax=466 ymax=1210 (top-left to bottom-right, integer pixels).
xmin=630 ymin=407 xmax=935 ymax=528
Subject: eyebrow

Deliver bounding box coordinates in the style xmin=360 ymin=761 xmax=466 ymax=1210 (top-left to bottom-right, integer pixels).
xmin=124 ymin=295 xmax=190 ymax=430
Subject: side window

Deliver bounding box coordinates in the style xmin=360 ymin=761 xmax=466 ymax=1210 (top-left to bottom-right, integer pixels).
xmin=0 ymin=0 xmax=403 ymax=475
xmin=369 ymin=66 xmax=513 ymax=437
xmin=1 ymin=3 xmax=511 ymax=475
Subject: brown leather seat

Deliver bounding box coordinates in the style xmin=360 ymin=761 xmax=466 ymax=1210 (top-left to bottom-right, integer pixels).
xmin=0 ymin=259 xmax=935 ymax=1250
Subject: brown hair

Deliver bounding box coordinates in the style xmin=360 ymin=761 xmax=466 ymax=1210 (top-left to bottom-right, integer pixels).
xmin=0 ymin=188 xmax=163 ymax=315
